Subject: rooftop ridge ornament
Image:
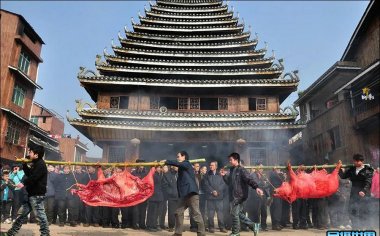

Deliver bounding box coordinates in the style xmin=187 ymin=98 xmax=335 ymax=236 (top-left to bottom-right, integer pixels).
xmin=103 ymin=47 xmax=109 ymax=57
xmin=144 ymin=5 xmax=149 ymax=12
xmin=271 ymin=58 xmax=284 ymax=70
xmin=75 ymin=99 xmax=96 ymax=113
xmin=95 ymin=54 xmax=106 ymax=66
xmin=138 ymin=11 xmax=143 ymax=18
xmin=124 ymin=25 xmax=129 ymax=32
xmin=118 ymin=31 xmax=124 ymax=41
xmin=279 ymin=69 xmax=300 ymax=81
xmin=111 ymin=38 xmax=115 ymax=47
xmin=131 ymin=17 xmax=136 ymax=25
xmin=78 ymin=66 xmax=97 ymax=77
xmin=280 ymin=104 xmax=299 ymax=116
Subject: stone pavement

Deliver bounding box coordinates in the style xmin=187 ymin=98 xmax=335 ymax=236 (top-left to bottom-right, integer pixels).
xmin=1 ymin=223 xmax=379 ymax=236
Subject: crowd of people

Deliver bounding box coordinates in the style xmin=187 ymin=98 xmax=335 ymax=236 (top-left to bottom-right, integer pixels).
xmin=1 ymin=148 xmax=379 ymax=235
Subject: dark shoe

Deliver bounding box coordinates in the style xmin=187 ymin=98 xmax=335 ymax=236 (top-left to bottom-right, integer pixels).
xmin=147 ymin=227 xmax=158 ymax=232
xmin=93 ymin=223 xmax=100 ymax=227
xmin=272 ymin=225 xmax=282 ymax=231
xmin=132 ymin=226 xmax=140 ymax=230
xmin=299 ymin=225 xmax=308 ymax=230
xmin=171 ymin=234 xmax=182 ymax=236
xmin=168 ymin=228 xmax=174 ymax=232
xmin=59 ymin=223 xmax=64 ymax=227
xmin=209 ymin=228 xmax=215 ymax=233
xmin=70 ymin=222 xmax=77 ymax=227
xmin=220 ymin=228 xmax=228 ymax=233
xmin=121 ymin=224 xmax=128 ymax=229
xmin=190 ymin=228 xmax=197 ymax=232
xmin=83 ymin=223 xmax=90 ymax=227
xmin=293 ymin=225 xmax=299 ymax=230
xmin=102 ymin=224 xmax=111 ymax=228
xmin=261 ymin=227 xmax=268 ymax=231
xmin=112 ymin=224 xmax=120 ymax=229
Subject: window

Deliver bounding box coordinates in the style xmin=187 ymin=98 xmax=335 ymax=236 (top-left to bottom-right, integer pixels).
xmin=160 ymin=97 xmax=178 ymax=110
xmin=249 ymin=148 xmax=266 ymax=165
xmin=5 ymin=121 xmax=21 ymax=145
xmin=150 ymin=96 xmax=159 ymax=109
xmin=110 ymin=97 xmax=119 ymax=108
xmin=249 ymin=98 xmax=257 ymax=110
xmin=42 ymin=117 xmax=46 ymax=123
xmin=12 ymin=84 xmax=26 ymax=107
xmin=178 ymin=97 xmax=188 ymax=110
xmin=218 ymin=98 xmax=228 ymax=110
xmin=109 ymin=146 xmax=126 ymax=163
xmin=312 ymin=134 xmax=324 ymax=156
xmin=249 ymin=98 xmax=267 ymax=111
xmin=257 ymin=98 xmax=266 ymax=111
xmin=326 ymin=96 xmax=339 ymax=109
xmin=200 ymin=98 xmax=218 ymax=110
xmin=190 ymin=98 xmax=200 ymax=110
xmin=18 ymin=50 xmax=31 ymax=74
xmin=119 ymin=96 xmax=129 ymax=109
xmin=30 ymin=116 xmax=38 ymax=124
xmin=328 ymin=126 xmax=341 ymax=151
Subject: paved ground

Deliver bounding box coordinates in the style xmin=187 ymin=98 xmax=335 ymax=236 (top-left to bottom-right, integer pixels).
xmin=1 ymin=223 xmax=379 ymax=236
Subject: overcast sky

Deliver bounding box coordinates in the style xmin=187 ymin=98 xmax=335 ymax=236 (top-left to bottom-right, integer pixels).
xmin=1 ymin=1 xmax=369 ymax=157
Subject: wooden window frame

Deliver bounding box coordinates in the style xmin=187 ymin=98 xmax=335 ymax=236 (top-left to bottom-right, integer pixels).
xmin=12 ymin=84 xmax=26 ymax=107
xmin=18 ymin=50 xmax=31 ymax=75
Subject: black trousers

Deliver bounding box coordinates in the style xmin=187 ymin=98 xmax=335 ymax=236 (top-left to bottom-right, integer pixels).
xmin=281 ymin=200 xmax=291 ymax=225
xmin=270 ymin=197 xmax=282 ymax=227
xmin=167 ymin=199 xmax=178 ymax=229
xmin=1 ymin=200 xmax=12 ymax=220
xmin=291 ymin=199 xmax=308 ymax=227
xmin=84 ymin=204 xmax=100 ymax=224
xmin=158 ymin=198 xmax=167 ymax=227
xmin=132 ymin=201 xmax=147 ymax=228
xmin=207 ymin=199 xmax=225 ymax=230
xmin=316 ymin=198 xmax=328 ymax=228
xmin=349 ymin=196 xmax=370 ymax=229
xmin=11 ymin=190 xmax=23 ymax=220
xmin=101 ymin=207 xmax=119 ymax=226
xmin=120 ymin=207 xmax=131 ymax=226
xmin=44 ymin=196 xmax=55 ymax=223
xmin=146 ymin=201 xmax=161 ymax=229
xmin=57 ymin=198 xmax=79 ymax=224
xmin=247 ymin=196 xmax=267 ymax=229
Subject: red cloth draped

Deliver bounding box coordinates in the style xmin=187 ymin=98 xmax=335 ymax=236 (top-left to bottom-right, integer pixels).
xmin=274 ymin=163 xmax=341 ymax=203
xmin=371 ymin=170 xmax=380 ymax=198
xmin=72 ymin=167 xmax=155 ymax=207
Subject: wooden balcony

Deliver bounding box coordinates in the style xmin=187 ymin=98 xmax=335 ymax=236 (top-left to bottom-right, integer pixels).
xmin=354 ymin=101 xmax=380 ymax=124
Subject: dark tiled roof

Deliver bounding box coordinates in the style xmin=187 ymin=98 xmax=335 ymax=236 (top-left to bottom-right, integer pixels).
xmin=78 ymin=75 xmax=299 ymax=86
xmin=69 ymin=118 xmax=305 ymax=131
xmin=78 ymin=109 xmax=297 ymax=121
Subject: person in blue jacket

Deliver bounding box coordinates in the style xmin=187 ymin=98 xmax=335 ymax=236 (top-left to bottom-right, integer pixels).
xmin=161 ymin=151 xmax=206 ymax=236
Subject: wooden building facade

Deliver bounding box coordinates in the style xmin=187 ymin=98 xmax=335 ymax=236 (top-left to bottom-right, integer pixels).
xmin=293 ymin=1 xmax=379 ymax=166
xmin=69 ymin=0 xmax=304 ymax=164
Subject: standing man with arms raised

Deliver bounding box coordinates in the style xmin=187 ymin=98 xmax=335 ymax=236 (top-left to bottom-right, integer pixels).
xmin=220 ymin=152 xmax=263 ymax=236
xmin=8 ymin=145 xmax=50 ymax=236
xmin=161 ymin=151 xmax=206 ymax=236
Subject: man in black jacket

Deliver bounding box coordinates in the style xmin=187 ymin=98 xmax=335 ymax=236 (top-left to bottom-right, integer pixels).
xmin=220 ymin=152 xmax=263 ymax=236
xmin=162 ymin=151 xmax=206 ymax=236
xmin=339 ymin=154 xmax=374 ymax=230
xmin=8 ymin=145 xmax=50 ymax=236
xmin=204 ymin=161 xmax=227 ymax=233
xmin=163 ymin=166 xmax=179 ymax=232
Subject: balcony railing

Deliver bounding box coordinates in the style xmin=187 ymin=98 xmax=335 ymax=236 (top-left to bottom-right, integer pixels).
xmin=354 ymin=101 xmax=379 ymax=123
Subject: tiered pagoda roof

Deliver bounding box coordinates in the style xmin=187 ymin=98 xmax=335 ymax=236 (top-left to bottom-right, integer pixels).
xmin=70 ymin=0 xmax=303 ymax=137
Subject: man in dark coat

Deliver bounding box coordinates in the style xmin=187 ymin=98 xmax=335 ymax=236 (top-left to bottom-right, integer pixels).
xmin=82 ymin=166 xmax=100 ymax=227
xmin=163 ymin=166 xmax=179 ymax=232
xmin=8 ymin=145 xmax=50 ymax=236
xmin=339 ymin=154 xmax=374 ymax=230
xmin=146 ymin=166 xmax=166 ymax=231
xmin=162 ymin=151 xmax=206 ymax=236
xmin=131 ymin=161 xmax=148 ymax=229
xmin=268 ymin=167 xmax=284 ymax=230
xmin=220 ymin=152 xmax=263 ymax=236
xmin=204 ymin=161 xmax=227 ymax=233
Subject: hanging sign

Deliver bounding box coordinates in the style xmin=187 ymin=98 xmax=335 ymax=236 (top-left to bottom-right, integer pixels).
xmin=361 ymin=87 xmax=374 ymax=100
